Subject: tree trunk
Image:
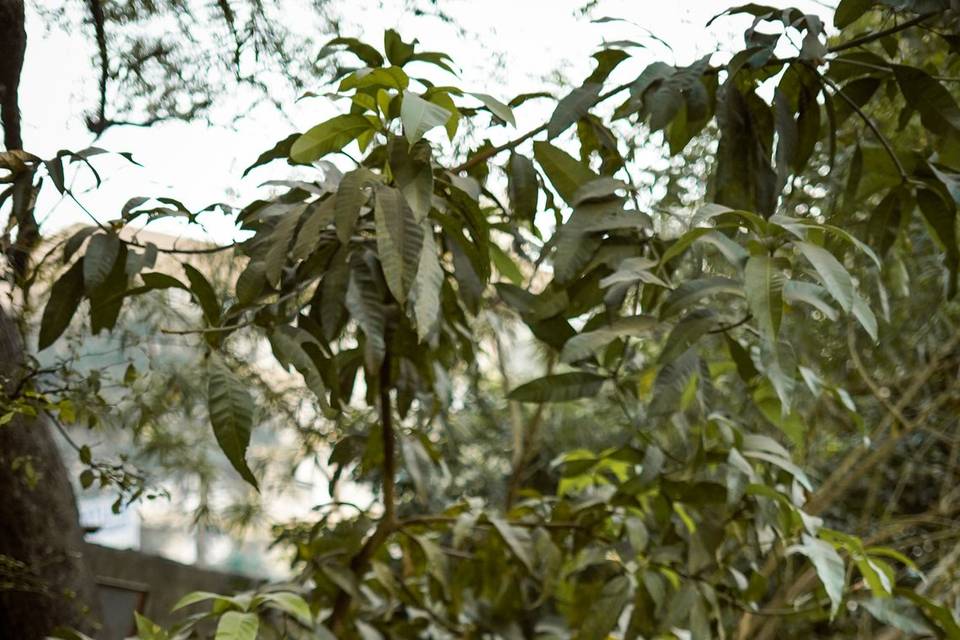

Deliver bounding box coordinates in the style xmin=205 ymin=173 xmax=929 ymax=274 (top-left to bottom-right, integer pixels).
xmin=0 ymin=307 xmax=100 ymax=638
xmin=0 ymin=0 xmax=25 ymax=150
xmin=1 ymin=2 xmax=101 ymax=636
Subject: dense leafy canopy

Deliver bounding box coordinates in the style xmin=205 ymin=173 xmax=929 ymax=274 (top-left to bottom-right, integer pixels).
xmin=5 ymin=0 xmax=960 ymax=638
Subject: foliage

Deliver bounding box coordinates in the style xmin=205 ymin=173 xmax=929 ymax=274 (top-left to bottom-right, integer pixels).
xmin=9 ymin=0 xmax=960 ymax=638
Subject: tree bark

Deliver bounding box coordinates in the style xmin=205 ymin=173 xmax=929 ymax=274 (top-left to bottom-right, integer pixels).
xmin=0 ymin=0 xmax=25 ymax=150
xmin=1 ymin=2 xmax=101 ymax=637
xmin=0 ymin=307 xmax=100 ymax=638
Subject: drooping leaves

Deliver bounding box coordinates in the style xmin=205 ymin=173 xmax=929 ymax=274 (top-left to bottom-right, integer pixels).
xmin=207 ymin=356 xmax=259 ymax=490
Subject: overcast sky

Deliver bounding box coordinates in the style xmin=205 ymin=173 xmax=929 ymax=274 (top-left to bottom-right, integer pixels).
xmin=19 ymin=0 xmax=833 ymax=242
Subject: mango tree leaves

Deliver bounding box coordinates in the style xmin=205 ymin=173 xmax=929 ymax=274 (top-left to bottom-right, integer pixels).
xmin=400 ymin=91 xmax=451 ymax=144
xmin=413 ymin=227 xmax=443 ymax=341
xmin=83 ymin=233 xmax=120 ymax=290
xmin=335 ymin=168 xmax=378 ymax=243
xmin=184 ymin=264 xmax=221 ymax=325
xmin=290 ymin=115 xmax=375 ymax=164
xmin=507 ymin=153 xmax=539 ymax=221
xmin=744 ymin=255 xmax=784 ymax=341
xmin=269 ymin=325 xmax=334 ymax=416
xmin=469 ymin=92 xmax=515 ymax=126
xmin=374 ymin=184 xmax=424 ymax=304
xmin=508 ymin=372 xmax=608 ymax=403
xmin=794 ymin=241 xmax=854 ymax=312
xmin=893 ymin=65 xmax=960 ymax=136
xmin=788 ymin=534 xmax=845 ymax=618
xmin=214 ymin=611 xmax=259 ymax=640
xmin=533 ymin=141 xmax=595 ymax=205
xmin=38 ymin=260 xmax=85 ymax=350
xmin=207 ymin=356 xmax=259 ymax=490
xmin=548 ymin=83 xmax=601 ymax=138
xmin=345 ymin=259 xmax=387 ymax=372
xmin=560 ymin=315 xmax=657 ymax=363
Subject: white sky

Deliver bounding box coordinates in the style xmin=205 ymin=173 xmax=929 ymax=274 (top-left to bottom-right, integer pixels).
xmin=19 ymin=0 xmax=833 ymax=242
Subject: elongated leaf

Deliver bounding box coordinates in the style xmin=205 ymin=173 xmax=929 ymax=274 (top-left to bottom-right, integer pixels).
xmin=374 ymin=185 xmax=424 ymax=303
xmin=208 ymin=357 xmax=258 ymax=489
xmin=389 ymin=138 xmax=433 ymax=222
xmin=783 ymin=280 xmax=839 ymax=320
xmin=893 ymin=65 xmax=960 ymax=136
xmin=39 ymin=260 xmax=85 ymax=350
xmin=744 ymin=255 xmax=784 ymax=341
xmin=290 ymin=114 xmax=373 ymax=163
xmin=489 ymin=516 xmax=535 ymax=573
xmin=508 ymin=153 xmax=539 ymax=221
xmin=256 ymin=592 xmax=313 ymax=626
xmin=917 ymin=188 xmax=959 ymax=296
xmin=184 ymin=264 xmax=221 ymax=324
xmin=508 ymin=372 xmax=607 ymax=403
xmin=660 ymin=276 xmax=742 ymax=319
xmin=401 ymin=91 xmax=451 ymax=143
xmin=335 ymin=168 xmax=377 ymax=243
xmin=243 ymin=133 xmax=300 ymax=176
xmin=413 ymin=227 xmax=443 ymax=341
xmin=264 ymin=206 xmax=304 ymax=288
xmin=470 ymin=92 xmax=516 ymax=126
xmin=852 ymin=290 xmax=878 ymax=342
xmin=292 ymin=198 xmax=335 ymax=261
xmin=548 ymin=83 xmax=601 ymax=138
xmin=345 ymin=262 xmax=387 ymax=371
xmin=788 ymin=534 xmax=845 ymax=618
xmin=269 ymin=325 xmax=333 ymax=414
xmin=834 ymin=0 xmax=871 ymax=28
xmin=83 ymin=233 xmax=120 ymax=291
xmin=794 ymin=241 xmax=854 ymax=312
xmin=215 ymin=611 xmax=259 ymax=640
xmin=533 ymin=141 xmax=595 ymax=205
xmin=560 ymin=315 xmax=657 ymax=363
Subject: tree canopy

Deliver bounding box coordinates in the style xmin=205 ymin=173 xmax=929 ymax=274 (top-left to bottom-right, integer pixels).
xmin=4 ymin=1 xmax=960 ymax=639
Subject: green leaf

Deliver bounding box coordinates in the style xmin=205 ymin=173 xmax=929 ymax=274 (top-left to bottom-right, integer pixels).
xmin=38 ymin=261 xmax=85 ymax=350
xmin=335 ymin=168 xmax=377 ymax=243
xmin=172 ymin=590 xmax=224 ymax=611
xmin=744 ymin=255 xmax=784 ymax=341
xmin=917 ymin=188 xmax=959 ymax=296
xmin=852 ymin=289 xmax=878 ymax=342
xmin=861 ymin=597 xmax=932 ymax=636
xmin=89 ymin=244 xmax=128 ymax=335
xmin=488 ymin=516 xmax=535 ymax=573
xmin=322 ymin=36 xmax=384 ymax=67
xmin=290 ymin=114 xmax=374 ymax=163
xmin=292 ymin=198 xmax=336 ymax=261
xmin=533 ymin=141 xmax=595 ymax=205
xmin=269 ymin=326 xmax=332 ymax=415
xmin=413 ymin=227 xmax=443 ymax=341
xmin=264 ymin=206 xmax=303 ymax=288
xmin=345 ymin=261 xmax=387 ymax=372
xmin=215 ymin=611 xmax=259 ymax=640
xmin=83 ymin=233 xmax=120 ymax=291
xmin=834 ymin=0 xmax=871 ymax=28
xmin=384 ymin=29 xmax=415 ymax=65
xmin=547 ymin=83 xmax=601 ymax=138
xmin=208 ymin=357 xmax=259 ymax=490
xmin=660 ymin=276 xmax=743 ymax=319
xmin=507 ymin=152 xmax=539 ymax=221
xmin=469 ymin=92 xmax=516 ymax=126
xmin=243 ymin=133 xmax=300 ymax=176
xmin=507 ymin=372 xmax=607 ymax=403
xmin=255 ymin=592 xmax=313 ymax=626
xmin=580 ymin=575 xmax=633 ymax=640
xmin=893 ymin=65 xmax=960 ymax=136
xmin=184 ymin=264 xmax=221 ymax=325
xmin=783 ymin=280 xmax=839 ymax=321
xmin=133 ymin=612 xmax=169 ymax=640
xmin=794 ymin=241 xmax=854 ymax=312
xmin=374 ymin=185 xmax=424 ymax=304
xmin=788 ymin=534 xmax=845 ymax=618
xmin=389 ymin=138 xmax=433 ymax=222
xmin=560 ymin=315 xmax=656 ymax=363
xmin=400 ymin=91 xmax=451 ymax=144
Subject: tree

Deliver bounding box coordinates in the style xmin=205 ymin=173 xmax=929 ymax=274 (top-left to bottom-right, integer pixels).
xmin=7 ymin=0 xmax=960 ymax=638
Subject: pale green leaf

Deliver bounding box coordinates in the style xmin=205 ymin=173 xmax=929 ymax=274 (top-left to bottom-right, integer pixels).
xmin=401 ymin=91 xmax=451 ymax=144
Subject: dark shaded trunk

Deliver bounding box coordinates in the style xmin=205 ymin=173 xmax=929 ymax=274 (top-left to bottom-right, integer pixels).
xmin=0 ymin=307 xmax=100 ymax=638
xmin=0 ymin=0 xmax=25 ymax=150
xmin=1 ymin=1 xmax=101 ymax=637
